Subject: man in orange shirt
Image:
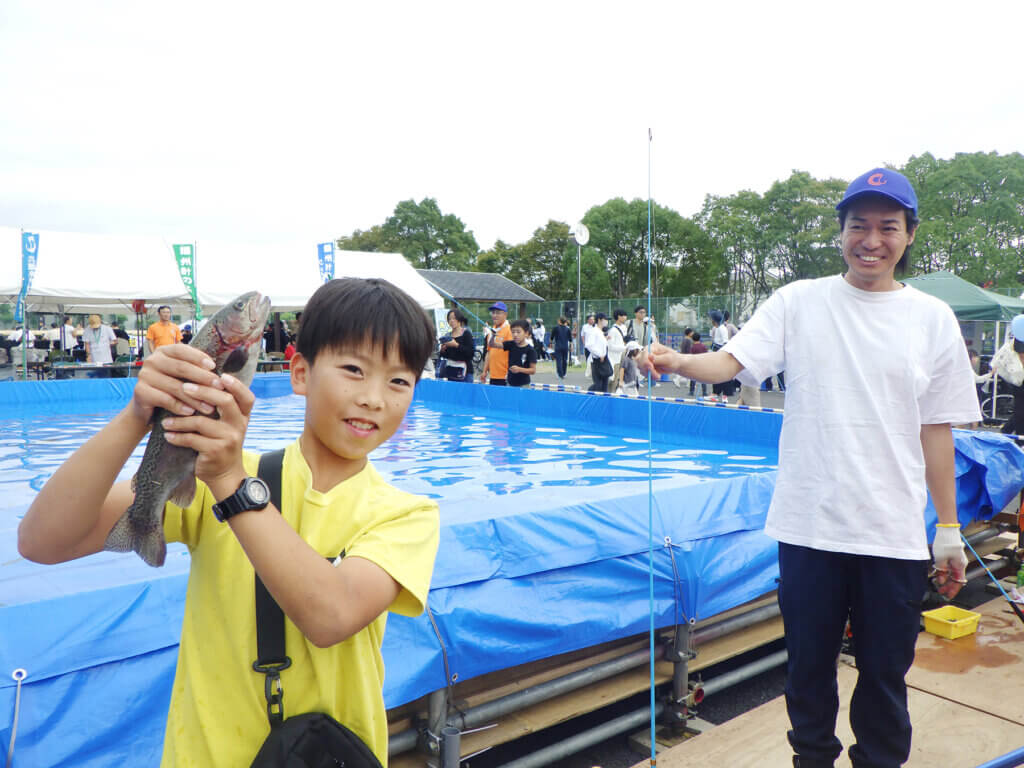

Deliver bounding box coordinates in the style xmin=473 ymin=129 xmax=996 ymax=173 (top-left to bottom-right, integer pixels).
xmin=479 ymin=301 xmax=513 ymax=385
xmin=145 ymin=305 xmax=183 ymax=356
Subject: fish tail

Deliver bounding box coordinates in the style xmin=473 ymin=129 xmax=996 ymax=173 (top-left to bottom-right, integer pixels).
xmin=104 ymin=504 xmax=168 ymax=568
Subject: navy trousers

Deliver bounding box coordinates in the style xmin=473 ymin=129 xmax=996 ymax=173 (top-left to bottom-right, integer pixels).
xmin=554 ymin=347 xmax=569 ymax=378
xmin=778 ymin=543 xmax=929 ymax=768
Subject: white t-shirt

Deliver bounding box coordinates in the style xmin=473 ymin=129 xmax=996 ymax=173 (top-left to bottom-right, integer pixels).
xmin=607 ymin=323 xmax=629 ymax=365
xmin=84 ymin=324 xmax=117 ymax=364
xmin=585 ymin=325 xmax=608 ymax=359
xmin=724 ymin=275 xmax=981 ymax=560
xmin=711 ymin=324 xmax=730 ymax=348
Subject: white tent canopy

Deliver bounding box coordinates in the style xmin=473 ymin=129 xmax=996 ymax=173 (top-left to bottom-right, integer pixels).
xmin=194 ymin=241 xmax=444 ymax=312
xmin=2 ymin=227 xmax=444 ymax=318
xmin=0 ymin=226 xmax=192 ymax=314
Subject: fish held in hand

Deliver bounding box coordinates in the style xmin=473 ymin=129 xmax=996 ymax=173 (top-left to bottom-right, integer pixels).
xmin=104 ymin=291 xmax=272 ymax=566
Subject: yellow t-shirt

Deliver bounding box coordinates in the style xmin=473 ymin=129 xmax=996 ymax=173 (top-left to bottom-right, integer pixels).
xmin=161 ymin=439 xmax=440 ymax=767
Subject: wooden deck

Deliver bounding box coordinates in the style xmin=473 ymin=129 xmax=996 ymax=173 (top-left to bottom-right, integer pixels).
xmin=633 ymin=597 xmax=1024 ymax=768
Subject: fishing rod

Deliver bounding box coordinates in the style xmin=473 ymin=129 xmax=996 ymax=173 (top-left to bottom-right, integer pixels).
xmin=961 ymin=532 xmax=1024 ymax=627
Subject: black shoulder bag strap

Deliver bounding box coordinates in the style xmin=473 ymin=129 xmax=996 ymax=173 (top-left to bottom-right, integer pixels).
xmin=254 ymin=449 xmax=290 ymax=727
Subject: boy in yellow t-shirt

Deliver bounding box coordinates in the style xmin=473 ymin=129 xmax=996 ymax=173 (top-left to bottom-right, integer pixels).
xmin=18 ymin=278 xmax=441 ymax=767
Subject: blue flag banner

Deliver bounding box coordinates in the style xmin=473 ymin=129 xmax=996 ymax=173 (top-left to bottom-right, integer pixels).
xmin=318 ymin=242 xmax=335 ymax=283
xmin=15 ymin=232 xmax=39 ymax=324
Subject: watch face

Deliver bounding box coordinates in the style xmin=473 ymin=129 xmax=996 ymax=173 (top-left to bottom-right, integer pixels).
xmin=247 ymin=479 xmax=270 ymax=505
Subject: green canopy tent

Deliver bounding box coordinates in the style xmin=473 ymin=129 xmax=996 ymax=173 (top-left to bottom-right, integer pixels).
xmin=903 ymin=270 xmax=1024 ymax=423
xmin=902 ymin=270 xmax=1024 ymax=322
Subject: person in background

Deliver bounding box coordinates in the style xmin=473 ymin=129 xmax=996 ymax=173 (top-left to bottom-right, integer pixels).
xmin=723 ymin=310 xmax=739 ymax=338
xmin=607 ymin=309 xmax=631 ymax=392
xmin=618 ymin=341 xmax=642 ymax=397
xmin=111 ymin=321 xmax=131 ymax=341
xmin=181 ymin=324 xmax=194 ymax=345
xmin=532 ymin=318 xmax=548 ymax=361
xmin=585 ymin=313 xmax=611 ymax=392
xmin=59 ymin=316 xmax=77 ymax=352
xmin=550 ymin=317 xmax=572 ymax=380
xmin=640 ymin=167 xmax=980 ymax=768
xmin=439 ymin=309 xmax=475 ymax=382
xmin=84 ymin=314 xmax=117 ymax=377
xmin=282 ymin=335 xmax=297 ymax=371
xmin=708 ymin=311 xmax=735 ymax=402
xmin=146 ymin=305 xmax=182 ymax=356
xmin=479 ymin=301 xmax=513 ymax=385
xmin=689 ymin=332 xmax=708 ymax=397
xmin=996 ymin=314 xmax=1024 ymax=436
xmin=490 ymin=319 xmax=538 ymax=387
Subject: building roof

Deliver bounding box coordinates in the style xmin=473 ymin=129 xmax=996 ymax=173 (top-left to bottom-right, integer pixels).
xmin=416 ymin=270 xmax=545 ymax=303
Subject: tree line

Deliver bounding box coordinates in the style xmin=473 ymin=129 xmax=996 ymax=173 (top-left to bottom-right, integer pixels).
xmin=337 ymin=151 xmax=1024 ymax=317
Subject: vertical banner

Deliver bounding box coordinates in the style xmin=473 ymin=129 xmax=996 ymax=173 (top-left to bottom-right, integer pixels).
xmin=173 ymin=244 xmax=203 ymax=321
xmin=318 ymin=242 xmax=335 ymax=283
xmin=15 ymin=232 xmax=39 ymax=324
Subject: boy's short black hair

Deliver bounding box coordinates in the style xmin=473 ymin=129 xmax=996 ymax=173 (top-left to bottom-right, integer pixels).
xmin=684 ymin=327 xmax=693 ymax=336
xmin=157 ymin=305 xmax=171 ymax=312
xmin=613 ymin=308 xmax=627 ymax=321
xmin=510 ymin=319 xmax=531 ymax=333
xmin=634 ymin=305 xmax=646 ymax=314
xmin=296 ymin=278 xmax=435 ymax=376
xmin=692 ymin=331 xmax=701 ymax=342
xmin=594 ymin=312 xmax=608 ymax=322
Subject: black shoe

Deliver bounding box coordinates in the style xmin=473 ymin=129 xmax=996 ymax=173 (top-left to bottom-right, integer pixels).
xmin=793 ymin=757 xmax=835 ymax=768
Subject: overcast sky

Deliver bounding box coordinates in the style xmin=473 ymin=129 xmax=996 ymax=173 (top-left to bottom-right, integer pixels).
xmin=2 ymin=1 xmax=1022 ymax=254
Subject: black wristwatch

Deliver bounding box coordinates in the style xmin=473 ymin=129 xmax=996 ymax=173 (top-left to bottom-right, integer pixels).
xmin=212 ymin=477 xmax=272 ymax=522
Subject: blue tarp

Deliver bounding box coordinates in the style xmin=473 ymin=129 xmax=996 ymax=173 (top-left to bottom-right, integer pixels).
xmin=2 ymin=375 xmax=1023 ymax=767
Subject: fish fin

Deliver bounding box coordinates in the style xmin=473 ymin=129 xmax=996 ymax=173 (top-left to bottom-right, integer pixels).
xmin=169 ymin=475 xmax=197 ymax=508
xmin=104 ymin=506 xmax=168 ymax=568
xmin=221 ymin=346 xmax=250 ymax=374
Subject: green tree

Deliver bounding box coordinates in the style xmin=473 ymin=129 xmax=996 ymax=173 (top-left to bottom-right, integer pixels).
xmin=903 ymin=151 xmax=1024 ymax=291
xmin=0 ymin=303 xmax=12 ymax=325
xmin=581 ymin=198 xmax=723 ymax=299
xmin=520 ymin=220 xmax=575 ymax=300
xmin=337 ymin=225 xmax=392 ymax=253
xmin=337 ymin=198 xmax=479 ymax=271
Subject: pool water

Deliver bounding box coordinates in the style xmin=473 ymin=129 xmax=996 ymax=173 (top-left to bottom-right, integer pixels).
xmin=0 ymin=394 xmax=778 ymax=517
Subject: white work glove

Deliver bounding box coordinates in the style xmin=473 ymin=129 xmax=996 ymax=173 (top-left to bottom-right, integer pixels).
xmin=931 ymin=524 xmax=968 ymax=599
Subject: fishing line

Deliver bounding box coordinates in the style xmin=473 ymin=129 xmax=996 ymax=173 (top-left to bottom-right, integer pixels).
xmin=646 ymin=126 xmax=657 ymax=766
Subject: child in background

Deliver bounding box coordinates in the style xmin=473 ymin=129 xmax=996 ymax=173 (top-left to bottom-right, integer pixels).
xmin=619 ymin=341 xmax=642 ymax=397
xmin=491 ymin=319 xmax=538 ymax=387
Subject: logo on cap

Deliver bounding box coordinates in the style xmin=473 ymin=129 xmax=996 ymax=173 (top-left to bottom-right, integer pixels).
xmin=867 ymin=173 xmax=886 ymax=186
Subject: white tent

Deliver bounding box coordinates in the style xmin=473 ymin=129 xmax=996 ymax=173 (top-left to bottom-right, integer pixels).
xmin=0 ymin=226 xmax=192 ymax=315
xmin=2 ymin=227 xmax=444 ymax=318
xmin=194 ymin=241 xmax=444 ymax=312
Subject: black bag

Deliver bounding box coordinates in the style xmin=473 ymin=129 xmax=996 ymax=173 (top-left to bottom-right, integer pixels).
xmin=595 ymin=355 xmax=613 ymax=379
xmin=251 ymin=712 xmax=382 ymax=768
xmin=251 ymin=450 xmax=383 ymax=768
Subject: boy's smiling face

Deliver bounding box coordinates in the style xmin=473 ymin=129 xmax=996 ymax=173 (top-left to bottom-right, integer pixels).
xmin=291 ymin=338 xmax=417 ymax=482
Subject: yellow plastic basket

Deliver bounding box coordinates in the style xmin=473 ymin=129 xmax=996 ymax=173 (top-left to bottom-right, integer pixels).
xmin=922 ymin=605 xmax=981 ymax=640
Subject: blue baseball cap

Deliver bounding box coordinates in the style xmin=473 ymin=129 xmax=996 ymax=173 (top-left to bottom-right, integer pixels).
xmin=836 ymin=168 xmax=918 ymax=218
xmin=488 ymin=301 xmax=508 ymax=312
xmin=1011 ymin=314 xmax=1024 ymax=340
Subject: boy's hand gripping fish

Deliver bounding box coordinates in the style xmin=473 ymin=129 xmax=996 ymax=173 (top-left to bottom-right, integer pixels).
xmin=104 ymin=291 xmax=272 ymax=566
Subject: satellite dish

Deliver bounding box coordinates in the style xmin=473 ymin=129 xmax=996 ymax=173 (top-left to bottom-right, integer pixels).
xmin=572 ymin=223 xmax=590 ymax=246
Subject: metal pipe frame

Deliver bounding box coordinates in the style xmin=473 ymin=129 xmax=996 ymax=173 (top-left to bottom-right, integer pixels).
xmin=494 ymin=644 xmax=790 ymax=768
xmin=389 ymin=598 xmax=781 ymax=757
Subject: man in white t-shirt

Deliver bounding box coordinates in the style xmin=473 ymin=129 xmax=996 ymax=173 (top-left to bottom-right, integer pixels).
xmin=639 ymin=168 xmax=980 ymax=768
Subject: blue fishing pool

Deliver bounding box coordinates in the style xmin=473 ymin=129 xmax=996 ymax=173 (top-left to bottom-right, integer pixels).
xmin=2 ymin=375 xmax=1022 ymax=767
